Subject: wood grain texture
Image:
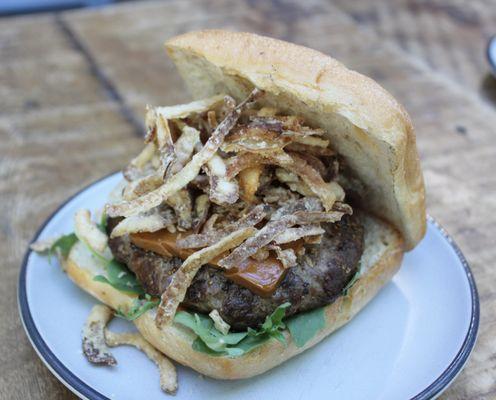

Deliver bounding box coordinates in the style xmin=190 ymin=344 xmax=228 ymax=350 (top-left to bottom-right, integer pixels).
xmin=333 ymin=0 xmax=496 ymax=105
xmin=1 ymin=0 xmax=495 ymax=399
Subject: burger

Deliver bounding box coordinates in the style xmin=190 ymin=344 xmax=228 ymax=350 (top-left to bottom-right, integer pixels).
xmin=32 ymin=30 xmax=426 ymax=392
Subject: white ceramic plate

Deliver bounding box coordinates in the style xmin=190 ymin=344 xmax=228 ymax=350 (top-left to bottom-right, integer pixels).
xmin=18 ymin=173 xmax=479 ymax=400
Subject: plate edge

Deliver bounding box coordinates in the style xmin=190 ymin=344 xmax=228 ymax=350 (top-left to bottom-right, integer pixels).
xmin=17 ymin=173 xmax=117 ymax=400
xmin=17 ymin=175 xmax=480 ymax=400
xmin=408 ymin=216 xmax=480 ymax=400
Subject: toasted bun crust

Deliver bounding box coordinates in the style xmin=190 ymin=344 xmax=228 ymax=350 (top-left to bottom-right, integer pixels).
xmin=165 ymin=30 xmax=426 ymax=249
xmin=64 ymin=213 xmax=403 ymax=379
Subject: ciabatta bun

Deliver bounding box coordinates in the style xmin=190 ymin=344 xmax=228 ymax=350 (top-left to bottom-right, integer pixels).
xmin=166 ymin=30 xmax=426 ymax=250
xmin=64 ymin=213 xmax=403 ymax=379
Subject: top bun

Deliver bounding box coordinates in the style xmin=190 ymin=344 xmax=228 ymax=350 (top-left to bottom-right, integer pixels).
xmin=165 ymin=30 xmax=426 ymax=249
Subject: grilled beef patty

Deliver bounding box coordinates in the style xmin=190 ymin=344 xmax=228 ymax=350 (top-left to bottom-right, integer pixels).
xmin=107 ymin=215 xmax=364 ymax=330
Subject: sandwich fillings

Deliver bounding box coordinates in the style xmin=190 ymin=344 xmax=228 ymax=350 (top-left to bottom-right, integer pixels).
xmin=31 ymin=89 xmax=366 ymax=355
xmin=104 ymin=89 xmax=364 ymax=331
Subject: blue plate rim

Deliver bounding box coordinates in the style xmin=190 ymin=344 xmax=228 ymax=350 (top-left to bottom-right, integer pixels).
xmin=18 ymin=172 xmax=480 ymax=400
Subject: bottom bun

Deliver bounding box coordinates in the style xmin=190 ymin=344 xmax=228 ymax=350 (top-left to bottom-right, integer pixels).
xmin=64 ymin=212 xmax=403 ymax=379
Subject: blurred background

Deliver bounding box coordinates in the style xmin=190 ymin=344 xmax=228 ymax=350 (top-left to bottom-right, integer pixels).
xmin=2 ymin=0 xmax=496 ymax=106
xmin=1 ymin=1 xmax=495 ymax=399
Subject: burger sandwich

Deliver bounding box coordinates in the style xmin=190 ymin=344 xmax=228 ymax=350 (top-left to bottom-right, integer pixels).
xmin=31 ymin=30 xmax=426 ymax=392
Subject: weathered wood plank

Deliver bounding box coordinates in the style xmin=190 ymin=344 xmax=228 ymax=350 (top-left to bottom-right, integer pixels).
xmin=332 ymin=0 xmax=496 ymax=104
xmin=1 ymin=0 xmax=495 ymax=399
xmin=0 ymin=102 xmax=141 ymax=399
xmin=61 ymin=0 xmax=340 ymax=109
xmin=0 ymin=15 xmax=112 ymax=116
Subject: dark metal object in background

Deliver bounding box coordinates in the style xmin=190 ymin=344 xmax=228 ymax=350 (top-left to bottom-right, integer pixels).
xmin=0 ymin=0 xmax=127 ymax=16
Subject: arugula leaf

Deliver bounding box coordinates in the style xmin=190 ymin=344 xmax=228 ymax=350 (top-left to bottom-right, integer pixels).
xmin=269 ymin=330 xmax=287 ymax=346
xmin=191 ymin=338 xmax=223 ymax=356
xmin=76 ymin=234 xmax=111 ymax=265
xmin=34 ymin=219 xmax=145 ymax=299
xmin=97 ymin=211 xmax=108 ymax=233
xmin=233 ymin=333 xmax=273 ymax=354
xmin=286 ymin=307 xmax=325 ymax=348
xmin=47 ymin=233 xmax=78 ymax=263
xmin=261 ymin=302 xmax=288 ymax=332
xmin=94 ymin=260 xmax=144 ymax=295
xmin=343 ymin=263 xmax=362 ymax=296
xmin=175 ymin=311 xmax=248 ymax=353
xmin=116 ymin=294 xmax=159 ymax=320
xmin=65 ymin=221 xmax=145 ymax=296
xmin=175 ymin=302 xmax=291 ymax=358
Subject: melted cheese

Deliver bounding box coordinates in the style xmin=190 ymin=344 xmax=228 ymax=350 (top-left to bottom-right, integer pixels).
xmin=130 ymin=230 xmax=287 ymax=296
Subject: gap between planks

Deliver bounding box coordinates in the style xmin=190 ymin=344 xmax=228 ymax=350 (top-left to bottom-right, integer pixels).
xmin=54 ymin=13 xmax=144 ymax=138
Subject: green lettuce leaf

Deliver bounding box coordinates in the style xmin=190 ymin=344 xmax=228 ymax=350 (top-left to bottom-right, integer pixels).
xmin=116 ymin=294 xmax=159 ymax=320
xmin=286 ymin=307 xmax=325 ymax=348
xmin=234 ymin=332 xmax=276 ymax=354
xmin=46 ymin=233 xmax=78 ymax=263
xmin=174 ymin=302 xmax=291 ymax=358
xmin=343 ymin=260 xmax=362 ymax=296
xmin=94 ymin=260 xmax=144 ymax=295
xmin=175 ymin=311 xmax=248 ymax=353
xmin=34 ymin=220 xmax=145 ymax=298
xmin=97 ymin=211 xmax=108 ymax=233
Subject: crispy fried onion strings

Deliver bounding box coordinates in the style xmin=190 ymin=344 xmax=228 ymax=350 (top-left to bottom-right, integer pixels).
xmin=122 ymin=173 xmax=163 ymax=201
xmin=218 ymin=208 xmax=347 ymax=269
xmin=105 ymin=330 xmax=177 ymax=394
xmin=227 ymin=152 xmax=344 ymax=211
xmin=239 ymin=165 xmax=263 ymax=202
xmin=155 ymin=94 xmax=226 ymax=120
xmin=166 ymin=189 xmax=193 ymax=231
xmin=221 ymin=127 xmax=289 ymax=153
xmin=205 ymin=153 xmax=239 ymax=205
xmin=144 ymin=106 xmax=157 ymax=143
xmin=261 ymin=186 xmax=299 ymax=205
xmin=156 ymin=227 xmax=256 ymax=326
xmin=248 ymin=116 xmax=283 ymax=131
xmin=123 ymin=142 xmax=157 ymax=181
xmin=107 ymin=89 xmax=260 ymax=218
xmin=270 ymin=197 xmax=322 ymax=220
xmin=268 ymin=245 xmax=297 ymax=269
xmin=273 ymin=225 xmax=325 ymax=244
xmin=176 ymin=203 xmax=268 ymax=249
xmin=123 ymin=126 xmax=200 ymax=201
xmin=81 ymin=305 xmax=178 ymax=393
xmin=110 ymin=210 xmax=175 ymax=238
xmin=74 ymin=209 xmax=108 ymax=253
xmin=209 ymin=309 xmax=230 ymax=335
xmin=169 ymin=125 xmax=200 ymax=175
xmin=275 ymin=168 xmax=314 ymax=197
xmin=29 ymin=238 xmax=56 ymax=253
xmin=285 ymin=142 xmax=334 ymax=156
xmin=285 ymin=153 xmax=345 ymax=210
xmin=293 ymin=135 xmax=329 ymax=146
xmin=202 ymin=213 xmax=219 ymax=233
xmin=192 ymin=194 xmax=210 ymax=233
xmin=155 ymin=114 xmax=176 ymax=179
xmin=82 ymin=305 xmax=117 ymax=366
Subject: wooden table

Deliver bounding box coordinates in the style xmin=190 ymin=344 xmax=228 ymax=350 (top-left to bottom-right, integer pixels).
xmin=1 ymin=0 xmax=495 ymax=398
